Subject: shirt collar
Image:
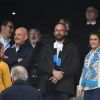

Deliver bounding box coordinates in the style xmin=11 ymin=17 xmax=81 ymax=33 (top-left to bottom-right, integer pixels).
xmin=54 ymin=41 xmax=63 ymax=51
xmin=0 ymin=35 xmax=11 ymax=51
xmin=12 ymin=44 xmax=19 ymax=52
xmin=87 ymin=21 xmax=96 ymax=25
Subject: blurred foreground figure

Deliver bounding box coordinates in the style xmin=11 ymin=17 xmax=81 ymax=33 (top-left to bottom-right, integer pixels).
xmin=2 ymin=66 xmax=43 ymax=100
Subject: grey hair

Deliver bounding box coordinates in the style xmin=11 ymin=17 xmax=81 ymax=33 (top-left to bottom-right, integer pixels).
xmin=11 ymin=66 xmax=28 ymax=81
xmin=29 ymin=28 xmax=41 ymax=40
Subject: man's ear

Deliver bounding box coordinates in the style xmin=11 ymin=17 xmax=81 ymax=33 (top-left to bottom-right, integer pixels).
xmin=25 ymin=35 xmax=28 ymax=40
xmin=11 ymin=73 xmax=14 ymax=82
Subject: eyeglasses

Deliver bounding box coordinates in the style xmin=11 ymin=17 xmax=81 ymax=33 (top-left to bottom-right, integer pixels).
xmin=54 ymin=30 xmax=66 ymax=32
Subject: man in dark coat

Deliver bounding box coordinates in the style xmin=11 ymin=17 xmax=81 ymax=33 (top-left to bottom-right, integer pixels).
xmin=38 ymin=23 xmax=80 ymax=100
xmin=1 ymin=65 xmax=42 ymax=100
xmin=4 ymin=27 xmax=34 ymax=69
xmin=4 ymin=27 xmax=34 ymax=82
xmin=29 ymin=28 xmax=43 ymax=87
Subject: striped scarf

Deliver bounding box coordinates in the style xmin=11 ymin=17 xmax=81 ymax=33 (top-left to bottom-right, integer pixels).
xmin=81 ymin=46 xmax=100 ymax=88
xmin=53 ymin=41 xmax=63 ymax=70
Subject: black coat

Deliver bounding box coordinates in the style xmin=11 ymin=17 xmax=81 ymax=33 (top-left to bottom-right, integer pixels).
xmin=1 ymin=80 xmax=42 ymax=100
xmin=0 ymin=93 xmax=3 ymax=100
xmin=38 ymin=39 xmax=80 ymax=95
xmin=4 ymin=40 xmax=34 ymax=70
xmin=30 ymin=41 xmax=43 ymax=87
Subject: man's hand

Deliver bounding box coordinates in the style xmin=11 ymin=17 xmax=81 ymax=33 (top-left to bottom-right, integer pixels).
xmin=53 ymin=70 xmax=64 ymax=80
xmin=49 ymin=76 xmax=58 ymax=84
xmin=76 ymin=86 xmax=83 ymax=97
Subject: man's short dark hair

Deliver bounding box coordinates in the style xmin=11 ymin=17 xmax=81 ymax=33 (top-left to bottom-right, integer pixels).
xmin=1 ymin=19 xmax=14 ymax=26
xmin=54 ymin=23 xmax=67 ymax=31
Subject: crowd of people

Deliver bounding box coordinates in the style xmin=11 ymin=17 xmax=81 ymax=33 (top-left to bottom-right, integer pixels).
xmin=0 ymin=6 xmax=100 ymax=100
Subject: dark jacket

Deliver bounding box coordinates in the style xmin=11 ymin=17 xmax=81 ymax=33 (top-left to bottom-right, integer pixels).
xmin=30 ymin=41 xmax=43 ymax=87
xmin=1 ymin=80 xmax=42 ymax=100
xmin=0 ymin=93 xmax=3 ymax=100
xmin=38 ymin=39 xmax=80 ymax=95
xmin=4 ymin=40 xmax=34 ymax=70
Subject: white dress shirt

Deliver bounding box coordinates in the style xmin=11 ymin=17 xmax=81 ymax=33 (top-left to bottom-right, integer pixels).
xmin=54 ymin=41 xmax=63 ymax=59
xmin=87 ymin=21 xmax=96 ymax=25
xmin=0 ymin=35 xmax=11 ymax=51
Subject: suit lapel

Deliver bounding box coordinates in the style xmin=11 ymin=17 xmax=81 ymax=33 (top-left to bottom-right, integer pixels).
xmin=47 ymin=39 xmax=69 ymax=68
xmin=61 ymin=43 xmax=66 ymax=65
xmin=61 ymin=39 xmax=69 ymax=65
xmin=47 ymin=43 xmax=54 ymax=64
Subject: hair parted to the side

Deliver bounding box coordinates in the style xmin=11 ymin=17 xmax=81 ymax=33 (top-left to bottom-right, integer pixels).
xmin=11 ymin=65 xmax=28 ymax=82
xmin=89 ymin=30 xmax=100 ymax=40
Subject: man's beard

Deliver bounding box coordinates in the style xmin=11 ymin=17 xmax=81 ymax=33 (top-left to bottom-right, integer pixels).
xmin=31 ymin=38 xmax=39 ymax=44
xmin=55 ymin=34 xmax=65 ymax=41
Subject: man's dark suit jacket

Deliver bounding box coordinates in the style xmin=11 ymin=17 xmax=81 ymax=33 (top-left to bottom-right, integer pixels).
xmin=2 ymin=80 xmax=42 ymax=100
xmin=4 ymin=40 xmax=34 ymax=74
xmin=39 ymin=39 xmax=80 ymax=95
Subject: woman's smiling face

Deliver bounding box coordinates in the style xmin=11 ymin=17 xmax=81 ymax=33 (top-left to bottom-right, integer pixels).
xmin=89 ymin=34 xmax=100 ymax=50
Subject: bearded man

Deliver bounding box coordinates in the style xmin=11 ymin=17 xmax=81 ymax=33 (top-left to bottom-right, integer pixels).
xmin=38 ymin=23 xmax=80 ymax=100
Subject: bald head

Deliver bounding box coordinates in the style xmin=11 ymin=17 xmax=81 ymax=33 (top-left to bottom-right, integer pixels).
xmin=14 ymin=27 xmax=28 ymax=46
xmin=15 ymin=27 xmax=28 ymax=35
